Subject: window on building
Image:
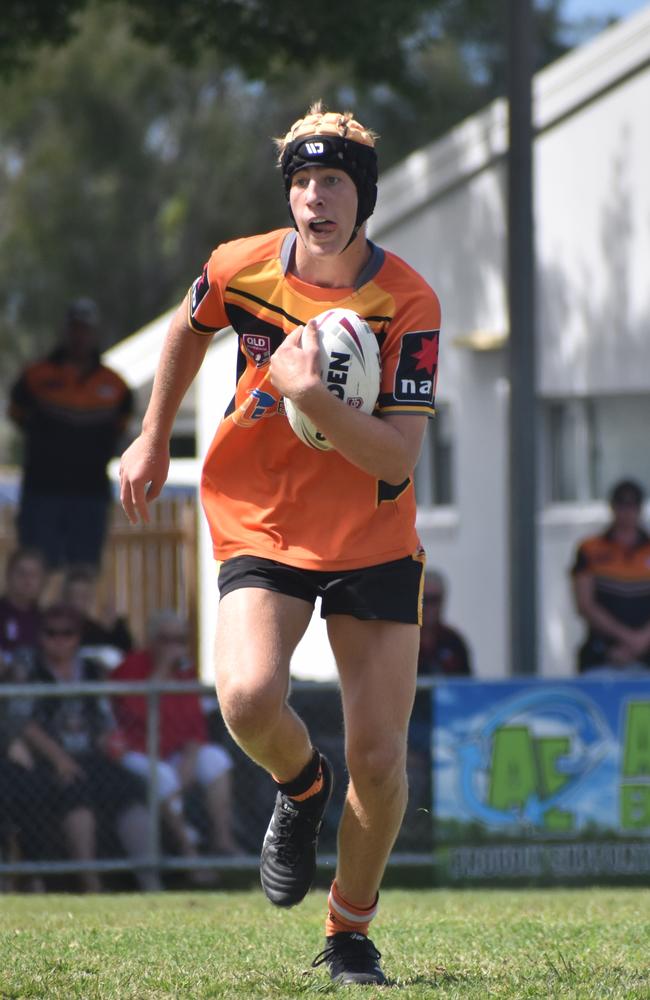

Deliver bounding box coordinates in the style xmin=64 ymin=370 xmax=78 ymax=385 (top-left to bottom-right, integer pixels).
xmin=544 ymin=395 xmax=650 ymax=502
xmin=414 ymin=403 xmax=455 ymax=506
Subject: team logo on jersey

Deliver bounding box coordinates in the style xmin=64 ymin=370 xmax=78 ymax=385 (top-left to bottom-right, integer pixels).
xmin=231 ymin=387 xmax=278 ymax=428
xmin=190 ymin=266 xmax=210 ymax=317
xmin=347 ymin=397 xmax=363 ymax=409
xmin=393 ymin=330 xmax=439 ymax=405
xmin=242 ymin=333 xmax=271 ymax=367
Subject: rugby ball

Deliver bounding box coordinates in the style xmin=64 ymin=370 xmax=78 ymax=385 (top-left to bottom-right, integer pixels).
xmin=284 ymin=308 xmax=381 ymax=451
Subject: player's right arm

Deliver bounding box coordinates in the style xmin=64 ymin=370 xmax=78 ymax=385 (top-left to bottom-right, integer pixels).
xmin=120 ymin=296 xmax=214 ymax=525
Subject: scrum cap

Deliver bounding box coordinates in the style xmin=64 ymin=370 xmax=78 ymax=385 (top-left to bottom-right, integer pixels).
xmin=279 ymin=109 xmax=378 ymax=236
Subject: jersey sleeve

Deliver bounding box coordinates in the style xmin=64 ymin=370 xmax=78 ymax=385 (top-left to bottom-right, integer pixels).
xmin=377 ymin=285 xmax=441 ymax=417
xmin=187 ymin=246 xmax=232 ymax=335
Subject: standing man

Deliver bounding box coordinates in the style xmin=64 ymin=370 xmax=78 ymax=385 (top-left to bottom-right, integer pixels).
xmin=9 ymin=298 xmax=133 ymax=573
xmin=120 ymin=103 xmax=441 ymax=986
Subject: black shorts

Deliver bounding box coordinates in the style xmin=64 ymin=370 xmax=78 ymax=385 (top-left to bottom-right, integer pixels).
xmin=218 ymin=552 xmax=426 ymax=624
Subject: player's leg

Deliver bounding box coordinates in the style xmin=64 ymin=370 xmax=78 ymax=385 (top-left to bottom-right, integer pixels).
xmin=213 ymin=581 xmax=333 ymax=906
xmin=214 ymin=586 xmax=314 ymax=776
xmin=314 ymin=616 xmax=419 ymax=984
xmin=312 ymin=552 xmax=423 ymax=984
xmin=330 ymin=617 xmax=419 ymax=899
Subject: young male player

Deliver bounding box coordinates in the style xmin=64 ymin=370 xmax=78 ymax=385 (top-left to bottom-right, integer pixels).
xmin=120 ymin=103 xmax=441 ymax=986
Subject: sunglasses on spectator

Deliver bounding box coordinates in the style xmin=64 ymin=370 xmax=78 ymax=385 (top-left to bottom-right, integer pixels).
xmin=43 ymin=627 xmax=78 ymax=638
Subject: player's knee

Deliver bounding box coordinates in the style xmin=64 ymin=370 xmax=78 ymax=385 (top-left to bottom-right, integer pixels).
xmin=346 ymin=736 xmax=407 ymax=794
xmin=218 ymin=676 xmax=285 ymax=742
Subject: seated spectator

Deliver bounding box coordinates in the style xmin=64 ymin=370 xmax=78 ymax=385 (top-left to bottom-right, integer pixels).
xmin=0 ymin=651 xmax=52 ymax=891
xmin=61 ymin=563 xmax=133 ymax=669
xmin=571 ymin=478 xmax=650 ymax=674
xmin=410 ymin=571 xmax=472 ymax=760
xmin=418 ymin=571 xmax=472 ymax=677
xmin=20 ymin=604 xmax=160 ymax=892
xmin=0 ymin=548 xmax=46 ymax=663
xmin=112 ymin=611 xmax=240 ymax=866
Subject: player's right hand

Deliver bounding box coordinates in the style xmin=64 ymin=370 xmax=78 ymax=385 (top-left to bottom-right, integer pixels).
xmin=119 ymin=433 xmax=170 ymax=525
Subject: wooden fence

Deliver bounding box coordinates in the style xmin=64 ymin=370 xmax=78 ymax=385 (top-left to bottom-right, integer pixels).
xmin=0 ymin=496 xmax=198 ymax=650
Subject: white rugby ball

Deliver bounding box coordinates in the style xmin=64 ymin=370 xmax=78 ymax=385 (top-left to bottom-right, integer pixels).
xmin=284 ymin=308 xmax=381 ymax=451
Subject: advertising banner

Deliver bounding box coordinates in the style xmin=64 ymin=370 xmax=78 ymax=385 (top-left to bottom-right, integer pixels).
xmin=432 ymin=679 xmax=650 ymax=884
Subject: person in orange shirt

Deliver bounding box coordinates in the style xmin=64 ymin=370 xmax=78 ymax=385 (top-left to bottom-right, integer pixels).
xmin=571 ymin=479 xmax=650 ymax=673
xmin=119 ymin=102 xmax=441 ymax=986
xmin=8 ymin=298 xmax=133 ymax=572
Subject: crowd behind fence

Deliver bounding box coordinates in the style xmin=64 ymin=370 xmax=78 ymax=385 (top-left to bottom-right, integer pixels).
xmin=0 ymin=497 xmax=198 ymax=651
xmin=0 ymin=678 xmax=435 ymax=890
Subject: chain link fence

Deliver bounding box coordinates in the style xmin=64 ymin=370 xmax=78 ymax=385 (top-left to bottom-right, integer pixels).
xmin=0 ymin=678 xmax=435 ymax=891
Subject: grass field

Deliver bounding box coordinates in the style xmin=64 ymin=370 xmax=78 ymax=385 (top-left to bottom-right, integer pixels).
xmin=0 ymin=887 xmax=648 ymax=998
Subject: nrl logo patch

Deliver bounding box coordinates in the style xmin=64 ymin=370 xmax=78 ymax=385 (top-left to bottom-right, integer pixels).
xmin=242 ymin=333 xmax=271 ymax=367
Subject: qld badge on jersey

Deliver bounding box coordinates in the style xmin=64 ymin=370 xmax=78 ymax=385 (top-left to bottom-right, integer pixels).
xmin=242 ymin=333 xmax=272 ymax=367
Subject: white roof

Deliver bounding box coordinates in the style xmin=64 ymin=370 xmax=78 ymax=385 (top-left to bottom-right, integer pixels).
xmin=103 ymin=309 xmax=174 ymax=387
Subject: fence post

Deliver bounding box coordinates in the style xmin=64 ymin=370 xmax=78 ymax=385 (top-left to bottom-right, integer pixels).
xmin=146 ymin=685 xmax=162 ymax=876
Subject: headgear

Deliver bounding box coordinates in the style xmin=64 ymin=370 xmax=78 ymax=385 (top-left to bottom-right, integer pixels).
xmin=279 ymin=109 xmax=378 ymax=246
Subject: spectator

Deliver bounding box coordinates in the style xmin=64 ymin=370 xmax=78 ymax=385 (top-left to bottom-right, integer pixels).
xmin=0 ymin=648 xmax=52 ymax=891
xmin=112 ymin=611 xmax=240 ymax=865
xmin=417 ymin=570 xmax=472 ymax=677
xmin=0 ymin=548 xmax=46 ymax=661
xmin=20 ymin=604 xmax=160 ymax=892
xmin=409 ymin=570 xmax=472 ymax=759
xmin=8 ymin=298 xmax=133 ymax=572
xmin=571 ymin=479 xmax=650 ymax=674
xmin=61 ymin=563 xmax=133 ymax=668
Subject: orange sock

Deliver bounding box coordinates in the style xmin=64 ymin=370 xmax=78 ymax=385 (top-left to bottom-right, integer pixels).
xmin=290 ymin=770 xmax=323 ymax=802
xmin=325 ymin=880 xmax=379 ymax=937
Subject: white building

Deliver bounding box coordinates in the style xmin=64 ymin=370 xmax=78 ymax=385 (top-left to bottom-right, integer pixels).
xmin=107 ymin=4 xmax=650 ymax=680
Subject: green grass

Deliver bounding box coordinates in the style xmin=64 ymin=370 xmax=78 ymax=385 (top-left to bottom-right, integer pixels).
xmin=0 ymin=888 xmax=648 ymax=998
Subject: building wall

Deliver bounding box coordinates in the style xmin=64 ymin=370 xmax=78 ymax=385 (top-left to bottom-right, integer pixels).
xmin=536 ymin=68 xmax=650 ymax=396
xmin=119 ymin=10 xmax=650 ymax=682
xmin=370 ymin=19 xmax=650 ymax=678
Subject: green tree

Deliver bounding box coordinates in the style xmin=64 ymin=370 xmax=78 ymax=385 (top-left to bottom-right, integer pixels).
xmin=0 ymin=1 xmax=571 ymax=382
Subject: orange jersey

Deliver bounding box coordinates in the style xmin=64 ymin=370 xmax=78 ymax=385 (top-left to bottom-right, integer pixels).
xmin=189 ymin=229 xmax=441 ymax=570
xmin=9 ymin=351 xmax=133 ymax=496
xmin=571 ymin=529 xmax=650 ymax=629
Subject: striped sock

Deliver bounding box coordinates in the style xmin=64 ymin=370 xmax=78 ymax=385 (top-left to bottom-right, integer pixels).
xmin=325 ymin=880 xmax=379 ymax=937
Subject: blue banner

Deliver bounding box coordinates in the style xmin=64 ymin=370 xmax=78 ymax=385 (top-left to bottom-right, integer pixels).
xmin=432 ymin=678 xmax=650 ymax=882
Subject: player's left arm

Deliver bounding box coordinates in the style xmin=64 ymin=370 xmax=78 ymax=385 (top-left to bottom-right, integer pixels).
xmin=271 ymin=320 xmax=427 ymax=483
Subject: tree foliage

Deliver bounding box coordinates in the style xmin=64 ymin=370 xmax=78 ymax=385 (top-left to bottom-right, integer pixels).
xmin=0 ymin=1 xmax=572 ymax=396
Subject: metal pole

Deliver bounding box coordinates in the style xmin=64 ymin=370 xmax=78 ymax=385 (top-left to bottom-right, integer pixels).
xmin=146 ymin=685 xmax=162 ymax=874
xmin=507 ymin=0 xmax=537 ymax=674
